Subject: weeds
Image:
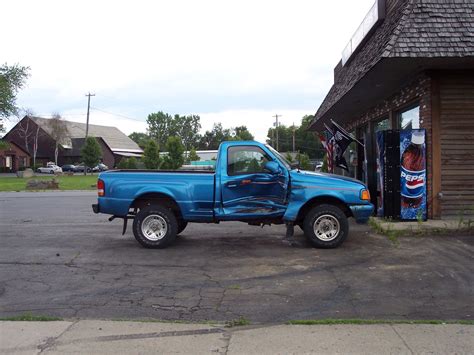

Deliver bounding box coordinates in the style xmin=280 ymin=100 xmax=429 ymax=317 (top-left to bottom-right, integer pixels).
xmin=368 ymin=217 xmax=401 ymax=244
xmin=0 ymin=313 xmax=63 ymax=321
xmin=226 ymin=316 xmax=251 ymax=327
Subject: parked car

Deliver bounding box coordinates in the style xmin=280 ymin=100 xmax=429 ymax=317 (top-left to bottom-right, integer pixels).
xmin=62 ymin=164 xmax=77 ymax=172
xmin=75 ymin=165 xmax=92 ymax=173
xmin=93 ymin=141 xmax=374 ymax=249
xmin=37 ymin=164 xmax=62 ymax=174
xmin=93 ymin=163 xmax=108 ymax=172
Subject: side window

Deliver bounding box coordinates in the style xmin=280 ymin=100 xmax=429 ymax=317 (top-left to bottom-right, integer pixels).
xmin=227 ymin=146 xmax=271 ymax=176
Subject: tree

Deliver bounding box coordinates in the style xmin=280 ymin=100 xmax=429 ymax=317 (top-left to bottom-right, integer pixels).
xmin=266 ymin=115 xmax=324 ymax=159
xmin=296 ymin=152 xmax=312 ymax=170
xmin=143 ymin=139 xmax=161 ymax=169
xmin=177 ymin=114 xmax=201 ymax=156
xmin=0 ymin=140 xmax=10 ymax=150
xmin=117 ymin=158 xmax=129 ymax=169
xmin=48 ymin=113 xmax=69 ymax=165
xmin=198 ymin=123 xmax=233 ymax=150
xmin=146 ymin=112 xmax=201 ymax=156
xmin=13 ymin=110 xmax=42 ymax=167
xmin=81 ymin=137 xmax=101 ymax=174
xmin=232 ymin=126 xmax=254 ymax=141
xmin=128 ymin=132 xmax=149 ymax=149
xmin=0 ymin=64 xmax=30 ymax=132
xmin=127 ymin=157 xmax=138 ymax=169
xmin=321 ymin=153 xmax=329 ymax=173
xmin=188 ymin=148 xmax=200 ymax=162
xmin=146 ymin=111 xmax=173 ymax=148
xmin=161 ymin=136 xmax=184 ymax=170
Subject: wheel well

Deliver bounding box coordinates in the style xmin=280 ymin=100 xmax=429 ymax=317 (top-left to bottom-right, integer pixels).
xmin=296 ymin=196 xmax=352 ymax=223
xmin=131 ymin=193 xmax=183 ymax=219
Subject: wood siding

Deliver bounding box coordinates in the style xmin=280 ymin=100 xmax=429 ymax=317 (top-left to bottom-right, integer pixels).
xmin=440 ymin=73 xmax=474 ymax=217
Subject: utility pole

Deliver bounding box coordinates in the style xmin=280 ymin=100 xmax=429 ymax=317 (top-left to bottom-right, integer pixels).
xmin=292 ymin=122 xmax=296 ymax=152
xmin=85 ymin=92 xmax=95 ymax=138
xmin=273 ymin=114 xmax=281 ymax=151
xmin=84 ymin=92 xmax=95 ymax=175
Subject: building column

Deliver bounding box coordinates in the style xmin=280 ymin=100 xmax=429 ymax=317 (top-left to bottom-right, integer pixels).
xmin=430 ymin=74 xmax=442 ymax=218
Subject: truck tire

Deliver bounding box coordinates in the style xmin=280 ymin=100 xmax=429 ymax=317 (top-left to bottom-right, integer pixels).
xmin=177 ymin=220 xmax=188 ymax=235
xmin=303 ymin=204 xmax=348 ymax=248
xmin=132 ymin=205 xmax=178 ymax=249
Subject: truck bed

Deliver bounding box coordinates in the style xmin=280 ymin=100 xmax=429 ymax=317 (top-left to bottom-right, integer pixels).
xmin=108 ymin=169 xmax=215 ymax=174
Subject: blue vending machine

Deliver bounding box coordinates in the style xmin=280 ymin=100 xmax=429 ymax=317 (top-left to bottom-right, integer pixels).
xmin=377 ymin=129 xmax=427 ymax=221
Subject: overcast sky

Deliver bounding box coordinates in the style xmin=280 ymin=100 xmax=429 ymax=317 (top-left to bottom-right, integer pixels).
xmin=2 ymin=0 xmax=374 ymax=141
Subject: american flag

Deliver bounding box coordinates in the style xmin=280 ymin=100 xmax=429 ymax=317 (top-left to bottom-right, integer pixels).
xmin=318 ymin=132 xmax=334 ymax=173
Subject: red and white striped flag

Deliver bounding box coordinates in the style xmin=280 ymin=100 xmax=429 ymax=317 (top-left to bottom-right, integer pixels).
xmin=319 ymin=132 xmax=334 ymax=173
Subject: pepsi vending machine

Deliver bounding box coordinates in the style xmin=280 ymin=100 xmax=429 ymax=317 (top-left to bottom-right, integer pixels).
xmin=376 ymin=129 xmax=427 ymax=221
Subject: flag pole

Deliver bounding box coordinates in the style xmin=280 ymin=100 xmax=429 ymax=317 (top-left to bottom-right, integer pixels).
xmin=330 ymin=119 xmax=365 ymax=147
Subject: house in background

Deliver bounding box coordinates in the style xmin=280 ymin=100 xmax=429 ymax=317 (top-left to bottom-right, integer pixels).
xmin=3 ymin=116 xmax=143 ymax=169
xmin=0 ymin=141 xmax=31 ymax=172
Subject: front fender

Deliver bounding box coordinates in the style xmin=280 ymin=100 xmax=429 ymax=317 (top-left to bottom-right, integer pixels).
xmin=283 ymin=188 xmax=351 ymax=222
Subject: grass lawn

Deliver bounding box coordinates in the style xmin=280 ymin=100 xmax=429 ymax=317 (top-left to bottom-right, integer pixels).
xmin=0 ymin=175 xmax=98 ymax=191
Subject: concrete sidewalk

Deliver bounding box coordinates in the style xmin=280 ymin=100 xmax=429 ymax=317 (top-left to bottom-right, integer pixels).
xmin=1 ymin=320 xmax=472 ymax=354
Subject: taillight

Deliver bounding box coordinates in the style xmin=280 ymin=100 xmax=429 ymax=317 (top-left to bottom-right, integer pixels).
xmin=97 ymin=179 xmax=105 ymax=197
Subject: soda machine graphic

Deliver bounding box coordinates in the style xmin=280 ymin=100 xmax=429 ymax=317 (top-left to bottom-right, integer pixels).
xmin=377 ymin=129 xmax=427 ymax=221
xmin=400 ymin=130 xmax=426 ymax=220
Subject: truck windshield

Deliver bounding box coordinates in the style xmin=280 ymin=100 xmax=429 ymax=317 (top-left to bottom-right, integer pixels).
xmin=265 ymin=144 xmax=292 ymax=170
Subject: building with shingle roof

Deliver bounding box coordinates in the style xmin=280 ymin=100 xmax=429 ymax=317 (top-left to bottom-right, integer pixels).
xmin=3 ymin=116 xmax=143 ymax=169
xmin=310 ymin=0 xmax=474 ymax=219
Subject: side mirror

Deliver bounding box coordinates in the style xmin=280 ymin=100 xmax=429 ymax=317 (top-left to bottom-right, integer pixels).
xmin=264 ymin=161 xmax=280 ymax=175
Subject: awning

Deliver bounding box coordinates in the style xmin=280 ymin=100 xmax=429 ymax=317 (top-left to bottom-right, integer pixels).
xmin=113 ymin=152 xmax=143 ymax=157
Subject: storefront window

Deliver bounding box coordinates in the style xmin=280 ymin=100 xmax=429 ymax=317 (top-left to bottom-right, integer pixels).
xmin=374 ymin=118 xmax=389 ymax=213
xmin=399 ymin=105 xmax=420 ymax=129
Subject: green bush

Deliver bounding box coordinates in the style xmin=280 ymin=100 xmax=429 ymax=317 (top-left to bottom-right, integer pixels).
xmin=117 ymin=158 xmax=129 ymax=169
xmin=127 ymin=157 xmax=138 ymax=169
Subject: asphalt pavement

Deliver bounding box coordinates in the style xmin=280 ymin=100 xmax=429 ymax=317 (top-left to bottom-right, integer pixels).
xmin=0 ymin=191 xmax=473 ymax=323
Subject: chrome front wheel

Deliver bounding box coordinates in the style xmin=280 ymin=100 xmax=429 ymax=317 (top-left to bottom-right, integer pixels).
xmin=303 ymin=204 xmax=348 ymax=248
xmin=313 ymin=214 xmax=340 ymax=241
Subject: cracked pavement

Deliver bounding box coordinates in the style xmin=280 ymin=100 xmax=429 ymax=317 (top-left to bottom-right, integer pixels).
xmin=0 ymin=191 xmax=473 ymax=322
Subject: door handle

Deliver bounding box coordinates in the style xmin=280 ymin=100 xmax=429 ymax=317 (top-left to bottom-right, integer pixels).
xmin=226 ymin=179 xmax=252 ymax=188
xmin=226 ymin=181 xmax=238 ymax=188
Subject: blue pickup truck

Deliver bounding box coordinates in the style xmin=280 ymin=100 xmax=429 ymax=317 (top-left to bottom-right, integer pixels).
xmin=93 ymin=141 xmax=373 ymax=249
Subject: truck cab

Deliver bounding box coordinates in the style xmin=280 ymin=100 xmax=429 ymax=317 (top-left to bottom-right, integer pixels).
xmin=93 ymin=141 xmax=374 ymax=249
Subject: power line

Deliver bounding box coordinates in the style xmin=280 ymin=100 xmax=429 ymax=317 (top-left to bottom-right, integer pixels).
xmin=90 ymin=106 xmax=145 ymax=123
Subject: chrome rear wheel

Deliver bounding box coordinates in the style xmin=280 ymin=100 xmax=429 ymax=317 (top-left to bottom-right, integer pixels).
xmin=141 ymin=215 xmax=168 ymax=241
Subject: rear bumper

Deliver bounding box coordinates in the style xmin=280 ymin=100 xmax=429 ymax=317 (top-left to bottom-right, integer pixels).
xmin=92 ymin=203 xmax=99 ymax=214
xmin=349 ymin=204 xmax=374 ymax=224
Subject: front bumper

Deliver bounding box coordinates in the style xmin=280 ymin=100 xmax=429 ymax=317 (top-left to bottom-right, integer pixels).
xmin=92 ymin=203 xmax=99 ymax=214
xmin=349 ymin=204 xmax=374 ymax=224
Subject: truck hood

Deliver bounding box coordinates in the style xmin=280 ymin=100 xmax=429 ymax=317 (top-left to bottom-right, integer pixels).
xmin=289 ymin=169 xmax=366 ymax=189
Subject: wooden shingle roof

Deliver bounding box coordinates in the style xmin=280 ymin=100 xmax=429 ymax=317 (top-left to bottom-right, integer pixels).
xmin=31 ymin=116 xmax=143 ymax=153
xmin=310 ymin=0 xmax=474 ymax=130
